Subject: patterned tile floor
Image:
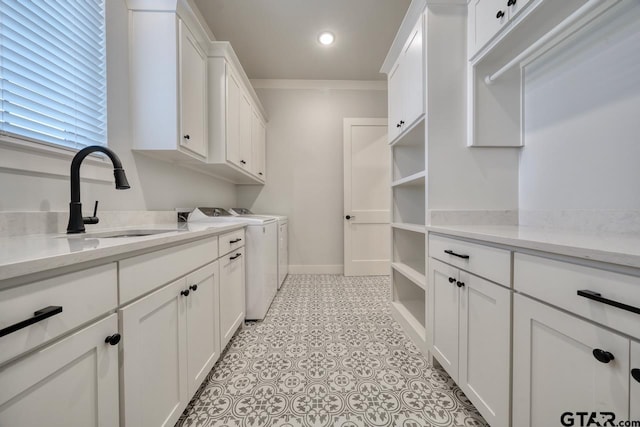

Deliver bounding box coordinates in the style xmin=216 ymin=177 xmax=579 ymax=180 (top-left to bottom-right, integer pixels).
xmin=176 ymin=274 xmax=488 ymax=427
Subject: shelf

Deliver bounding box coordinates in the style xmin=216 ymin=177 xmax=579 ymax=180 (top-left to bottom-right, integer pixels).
xmin=390 ymin=301 xmax=426 ymax=352
xmin=392 ymin=262 xmax=426 ymax=291
xmin=391 ymin=171 xmax=426 ymax=188
xmin=391 ymin=223 xmax=426 ymax=234
xmin=389 ymin=116 xmax=425 ymax=147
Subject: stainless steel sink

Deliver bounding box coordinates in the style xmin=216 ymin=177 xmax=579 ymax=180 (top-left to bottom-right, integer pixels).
xmin=64 ymin=229 xmax=180 ymax=239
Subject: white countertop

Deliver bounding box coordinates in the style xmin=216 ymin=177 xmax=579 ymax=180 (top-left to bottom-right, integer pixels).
xmin=427 ymin=224 xmax=640 ymax=269
xmin=0 ymin=222 xmax=247 ymax=283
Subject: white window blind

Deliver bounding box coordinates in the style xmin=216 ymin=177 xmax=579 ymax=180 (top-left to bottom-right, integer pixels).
xmin=0 ymin=0 xmax=107 ymax=149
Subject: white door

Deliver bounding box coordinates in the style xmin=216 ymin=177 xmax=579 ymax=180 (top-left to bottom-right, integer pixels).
xmin=402 ymin=16 xmax=424 ymax=128
xmin=0 ymin=315 xmax=119 ymax=427
xmin=458 ymin=272 xmax=511 ymax=427
xmin=343 ymin=118 xmax=390 ymax=276
xmin=185 ymin=261 xmax=220 ymax=396
xmin=630 ymin=340 xmax=640 ymax=420
xmin=226 ymin=70 xmax=241 ymax=167
xmin=239 ymin=93 xmax=252 ymax=171
xmin=219 ymin=247 xmax=245 ymax=349
xmin=387 ymin=63 xmax=403 ymax=141
xmin=513 ymin=294 xmax=629 ymax=427
xmin=120 ymin=278 xmax=189 ymax=427
xmin=428 ymin=258 xmax=460 ymax=381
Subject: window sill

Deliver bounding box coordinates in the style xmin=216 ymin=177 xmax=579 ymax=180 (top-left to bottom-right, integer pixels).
xmin=0 ymin=136 xmax=113 ymax=183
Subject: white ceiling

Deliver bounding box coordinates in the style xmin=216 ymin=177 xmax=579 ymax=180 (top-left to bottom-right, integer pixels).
xmin=192 ymin=0 xmax=411 ymax=81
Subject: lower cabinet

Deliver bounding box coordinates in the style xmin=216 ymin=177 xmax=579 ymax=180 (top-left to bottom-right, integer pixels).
xmin=0 ymin=314 xmax=120 ymax=426
xmin=219 ymin=247 xmax=245 ymax=349
xmin=513 ymin=294 xmax=630 ymax=427
xmin=121 ymin=261 xmax=221 ymax=427
xmin=428 ymin=258 xmax=511 ymax=427
xmin=632 ymin=341 xmax=640 ymax=420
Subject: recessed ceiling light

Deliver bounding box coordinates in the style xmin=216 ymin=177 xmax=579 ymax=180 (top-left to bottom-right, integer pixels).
xmin=318 ymin=31 xmax=335 ymax=46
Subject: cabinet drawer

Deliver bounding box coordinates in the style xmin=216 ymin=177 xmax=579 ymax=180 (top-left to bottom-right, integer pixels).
xmin=119 ymin=237 xmax=218 ymax=304
xmin=218 ymin=228 xmax=245 ymax=256
xmin=514 ymin=253 xmax=640 ymax=339
xmin=0 ymin=263 xmax=117 ymax=366
xmin=429 ymin=234 xmax=511 ymax=286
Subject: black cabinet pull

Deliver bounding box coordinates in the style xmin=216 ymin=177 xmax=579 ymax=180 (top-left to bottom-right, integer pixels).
xmin=400 ymin=120 xmax=405 ymax=125
xmin=181 ymin=289 xmax=190 ymax=297
xmin=577 ymin=290 xmax=640 ymax=315
xmin=105 ymin=334 xmax=121 ymax=346
xmin=396 ymin=123 xmax=401 ymax=128
xmin=240 ymin=160 xmax=246 ymax=164
xmin=507 ymin=0 xmax=516 ymax=6
xmin=189 ymin=284 xmax=198 ymax=292
xmin=448 ymin=277 xmax=456 ymax=283
xmin=259 ymin=172 xmax=263 ymax=176
xmin=496 ymin=10 xmax=505 ymax=18
xmin=345 ymin=215 xmax=352 ymax=220
xmin=444 ymin=249 xmax=470 ymax=260
xmin=632 ymin=369 xmax=640 ymax=383
xmin=230 ymin=253 xmax=242 ymax=260
xmin=593 ymin=349 xmax=615 ymax=364
xmin=457 ymin=281 xmax=465 ymax=288
xmin=0 ymin=306 xmax=63 ymax=338
xmin=230 ymin=238 xmax=242 ymax=244
xmin=183 ymin=134 xmax=190 ymax=140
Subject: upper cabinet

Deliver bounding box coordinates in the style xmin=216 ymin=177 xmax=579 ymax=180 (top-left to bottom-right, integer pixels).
xmin=469 ymin=0 xmax=532 ymax=58
xmin=127 ymin=0 xmax=268 ymax=184
xmin=129 ymin=7 xmax=208 ymax=160
xmin=387 ymin=15 xmax=424 ymax=143
xmin=207 ymin=46 xmax=268 ymax=184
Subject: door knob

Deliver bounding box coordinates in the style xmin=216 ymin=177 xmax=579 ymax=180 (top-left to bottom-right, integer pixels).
xmin=507 ymin=0 xmax=516 ymax=5
xmin=448 ymin=277 xmax=456 ymax=283
xmin=181 ymin=289 xmax=190 ymax=297
xmin=105 ymin=334 xmax=121 ymax=346
xmin=456 ymin=281 xmax=465 ymax=288
xmin=189 ymin=284 xmax=198 ymax=292
xmin=496 ymin=10 xmax=505 ymax=19
xmin=345 ymin=215 xmax=355 ymax=220
xmin=593 ymin=349 xmax=615 ymax=364
xmin=183 ymin=134 xmax=190 ymax=140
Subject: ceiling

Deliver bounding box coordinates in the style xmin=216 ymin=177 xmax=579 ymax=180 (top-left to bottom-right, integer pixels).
xmin=192 ymin=0 xmax=411 ymax=81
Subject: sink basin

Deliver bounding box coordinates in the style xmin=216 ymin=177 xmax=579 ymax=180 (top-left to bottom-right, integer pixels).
xmin=64 ymin=229 xmax=181 ymax=239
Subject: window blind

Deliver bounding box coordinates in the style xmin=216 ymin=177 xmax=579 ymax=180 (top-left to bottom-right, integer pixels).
xmin=0 ymin=0 xmax=107 ymax=149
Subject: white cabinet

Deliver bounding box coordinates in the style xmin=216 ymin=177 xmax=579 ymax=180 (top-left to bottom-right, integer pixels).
xmin=428 ymin=257 xmax=511 ymax=427
xmin=0 ymin=314 xmax=120 ymax=427
xmin=251 ymin=108 xmax=267 ymax=179
xmin=632 ymin=341 xmax=640 ymax=420
xmin=207 ymin=55 xmax=267 ymax=183
xmin=120 ymin=278 xmax=189 ymax=427
xmin=219 ymin=247 xmax=245 ymax=349
xmin=129 ymin=8 xmax=208 ymax=160
xmin=185 ymin=261 xmax=220 ymax=397
xmin=513 ymin=294 xmax=630 ymax=427
xmin=469 ymin=0 xmax=533 ymax=57
xmin=387 ymin=15 xmax=424 ymax=142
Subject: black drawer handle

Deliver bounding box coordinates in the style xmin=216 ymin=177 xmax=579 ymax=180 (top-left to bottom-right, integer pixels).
xmin=0 ymin=306 xmax=63 ymax=338
xmin=230 ymin=253 xmax=242 ymax=260
xmin=448 ymin=277 xmax=456 ymax=283
xmin=593 ymin=348 xmax=615 ymax=364
xmin=240 ymin=160 xmax=246 ymax=165
xmin=444 ymin=249 xmax=470 ymax=260
xmin=496 ymin=10 xmax=505 ymax=19
xmin=189 ymin=284 xmax=198 ymax=292
xmin=456 ymin=281 xmax=465 ymax=288
xmin=577 ymin=290 xmax=640 ymax=315
xmin=230 ymin=238 xmax=242 ymax=244
xmin=632 ymin=369 xmax=640 ymax=383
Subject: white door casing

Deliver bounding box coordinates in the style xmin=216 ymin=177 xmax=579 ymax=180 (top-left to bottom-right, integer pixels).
xmin=343 ymin=118 xmax=390 ymax=276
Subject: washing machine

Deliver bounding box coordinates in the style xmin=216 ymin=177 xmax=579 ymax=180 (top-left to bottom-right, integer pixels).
xmin=229 ymin=208 xmax=288 ymax=288
xmin=189 ymin=208 xmax=278 ymax=320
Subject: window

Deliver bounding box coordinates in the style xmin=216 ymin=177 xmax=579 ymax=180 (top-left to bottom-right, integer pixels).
xmin=0 ymin=0 xmax=107 ymax=150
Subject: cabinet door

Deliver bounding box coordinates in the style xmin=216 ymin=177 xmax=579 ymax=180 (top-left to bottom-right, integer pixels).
xmin=473 ymin=0 xmax=509 ymax=53
xmin=121 ymin=278 xmax=188 ymax=427
xmin=513 ymin=294 xmax=629 ymax=427
xmin=179 ymin=21 xmax=207 ymax=158
xmin=0 ymin=314 xmax=119 ymax=427
xmin=278 ymin=222 xmax=288 ymax=288
xmin=458 ymin=272 xmax=511 ymax=427
xmin=219 ymin=247 xmax=245 ymax=349
xmin=632 ymin=341 xmax=640 ymax=420
xmin=239 ymin=93 xmax=252 ymax=171
xmin=185 ymin=261 xmax=220 ymax=396
xmin=251 ymin=109 xmax=266 ymax=179
xmin=387 ymin=61 xmax=403 ymax=141
xmin=401 ymin=16 xmax=424 ymax=128
xmin=428 ymin=258 xmax=460 ymax=381
xmin=226 ymin=70 xmax=242 ymax=167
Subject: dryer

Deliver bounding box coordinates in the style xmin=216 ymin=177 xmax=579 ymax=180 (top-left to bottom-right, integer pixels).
xmin=189 ymin=208 xmax=278 ymax=320
xmin=229 ymin=208 xmax=288 ymax=288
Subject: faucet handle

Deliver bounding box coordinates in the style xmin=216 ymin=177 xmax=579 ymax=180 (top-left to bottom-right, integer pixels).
xmin=83 ymin=201 xmax=99 ymax=225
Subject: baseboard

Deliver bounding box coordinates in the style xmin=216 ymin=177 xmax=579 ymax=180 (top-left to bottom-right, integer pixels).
xmin=288 ymin=265 xmax=344 ymax=274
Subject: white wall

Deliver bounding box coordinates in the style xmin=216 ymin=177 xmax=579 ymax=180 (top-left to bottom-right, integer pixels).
xmin=519 ymin=2 xmax=640 ymax=214
xmin=0 ymin=0 xmax=236 ymax=213
xmin=237 ymin=83 xmax=387 ymax=273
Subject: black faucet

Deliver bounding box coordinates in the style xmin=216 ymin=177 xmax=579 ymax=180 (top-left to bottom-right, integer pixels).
xmin=67 ymin=145 xmax=130 ymax=234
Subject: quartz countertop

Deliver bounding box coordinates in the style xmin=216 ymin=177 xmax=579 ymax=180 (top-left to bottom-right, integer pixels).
xmin=427 ymin=224 xmax=640 ymax=269
xmin=0 ymin=222 xmax=248 ymax=283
